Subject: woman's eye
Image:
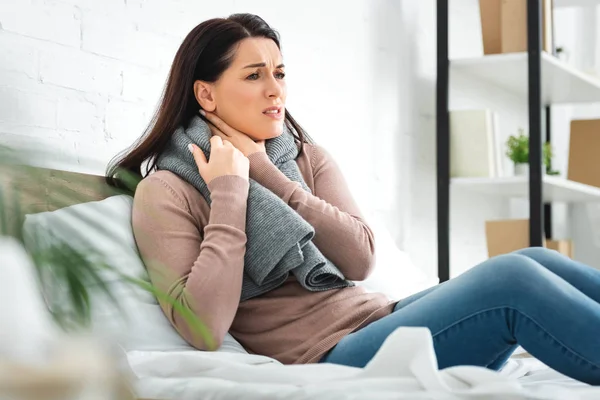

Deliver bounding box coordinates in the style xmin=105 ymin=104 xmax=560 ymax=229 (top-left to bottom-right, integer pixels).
xmin=247 ymin=71 xmax=285 ymax=81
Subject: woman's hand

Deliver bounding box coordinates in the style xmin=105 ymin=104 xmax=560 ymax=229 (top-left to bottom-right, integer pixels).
xmin=200 ymin=110 xmax=266 ymax=157
xmin=188 ymin=136 xmax=249 ymax=185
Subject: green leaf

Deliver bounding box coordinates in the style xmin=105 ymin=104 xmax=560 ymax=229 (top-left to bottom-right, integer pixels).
xmin=0 ymin=185 xmax=6 ymax=236
xmin=118 ymin=273 xmax=217 ymax=350
xmin=1 ymin=145 xmax=216 ymax=350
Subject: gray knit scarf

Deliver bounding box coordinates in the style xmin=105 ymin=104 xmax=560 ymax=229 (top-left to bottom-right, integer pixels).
xmin=156 ymin=115 xmax=353 ymax=301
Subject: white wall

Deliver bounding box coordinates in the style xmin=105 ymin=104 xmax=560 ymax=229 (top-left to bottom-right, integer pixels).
xmin=1 ymin=0 xmax=599 ymax=279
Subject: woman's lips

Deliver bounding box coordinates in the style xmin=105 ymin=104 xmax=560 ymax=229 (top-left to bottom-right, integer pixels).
xmin=262 ymin=108 xmax=284 ymax=120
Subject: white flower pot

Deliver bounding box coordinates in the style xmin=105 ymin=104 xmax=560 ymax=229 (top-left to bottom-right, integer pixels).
xmin=514 ymin=164 xmax=546 ymax=177
xmin=556 ymin=51 xmax=569 ymax=64
xmin=514 ymin=164 xmax=529 ymax=176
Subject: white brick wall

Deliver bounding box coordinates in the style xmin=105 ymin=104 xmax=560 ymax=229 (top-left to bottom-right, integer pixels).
xmin=56 ymin=93 xmax=104 ymax=133
xmin=1 ymin=0 xmax=598 ymax=278
xmin=0 ymin=87 xmax=55 ymax=127
xmin=104 ymin=97 xmax=149 ymax=140
xmin=0 ymin=33 xmax=37 ymax=78
xmin=40 ymin=46 xmax=123 ymax=95
xmin=121 ymin=63 xmax=165 ymax=103
xmin=0 ymin=1 xmax=80 ymax=47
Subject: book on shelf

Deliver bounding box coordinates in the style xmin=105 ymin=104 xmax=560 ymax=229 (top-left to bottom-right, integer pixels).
xmin=480 ymin=0 xmax=553 ymax=55
xmin=450 ymin=109 xmax=502 ymax=178
xmin=568 ymin=119 xmax=600 ymax=189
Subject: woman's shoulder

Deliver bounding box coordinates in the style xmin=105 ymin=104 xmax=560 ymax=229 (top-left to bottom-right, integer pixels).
xmin=134 ymin=170 xmax=205 ymax=212
xmin=298 ymin=142 xmax=335 ymax=170
xmin=299 ymin=142 xmax=323 ymax=155
xmin=136 ymin=170 xmax=194 ymax=197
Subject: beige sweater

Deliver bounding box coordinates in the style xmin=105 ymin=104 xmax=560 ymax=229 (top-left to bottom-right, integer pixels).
xmin=132 ymin=143 xmax=395 ymax=364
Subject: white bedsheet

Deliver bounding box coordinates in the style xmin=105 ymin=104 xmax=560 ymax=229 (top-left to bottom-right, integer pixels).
xmin=127 ymin=327 xmax=599 ymax=400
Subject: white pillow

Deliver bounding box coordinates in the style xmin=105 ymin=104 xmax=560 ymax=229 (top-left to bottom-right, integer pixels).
xmin=22 ymin=195 xmax=249 ymax=355
xmin=356 ymin=219 xmax=439 ymax=301
xmin=21 ymin=194 xmax=437 ymax=356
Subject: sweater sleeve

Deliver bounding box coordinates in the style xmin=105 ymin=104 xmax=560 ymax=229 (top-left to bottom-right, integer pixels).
xmin=132 ymin=174 xmax=249 ymax=350
xmin=247 ymin=146 xmax=375 ymax=281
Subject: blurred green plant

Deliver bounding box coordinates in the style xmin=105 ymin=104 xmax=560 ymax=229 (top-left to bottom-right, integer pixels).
xmin=0 ymin=144 xmax=216 ymax=350
xmin=505 ymin=129 xmax=560 ymax=175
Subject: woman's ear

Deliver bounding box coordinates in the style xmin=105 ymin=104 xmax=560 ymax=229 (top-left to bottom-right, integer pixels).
xmin=193 ymin=80 xmax=216 ymax=112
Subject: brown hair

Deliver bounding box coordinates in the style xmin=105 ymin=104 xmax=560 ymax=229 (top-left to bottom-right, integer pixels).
xmin=105 ymin=13 xmax=312 ymax=189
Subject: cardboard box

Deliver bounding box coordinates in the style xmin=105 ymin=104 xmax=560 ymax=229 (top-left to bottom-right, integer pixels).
xmin=486 ymin=219 xmax=530 ymax=257
xmin=485 ymin=219 xmax=573 ymax=258
xmin=567 ymin=119 xmax=600 ymax=189
xmin=500 ymin=0 xmax=528 ymax=54
xmin=480 ymin=0 xmax=553 ymax=55
xmin=546 ymin=239 xmax=574 ymax=259
xmin=480 ymin=0 xmax=502 ymax=55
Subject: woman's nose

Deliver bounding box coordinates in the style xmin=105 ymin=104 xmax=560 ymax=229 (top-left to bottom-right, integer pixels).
xmin=265 ymin=76 xmax=283 ymax=98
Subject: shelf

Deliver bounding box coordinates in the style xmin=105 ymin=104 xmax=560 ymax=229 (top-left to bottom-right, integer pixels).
xmin=451 ymin=176 xmax=600 ymax=203
xmin=554 ymin=0 xmax=600 ymax=7
xmin=451 ymin=52 xmax=600 ymax=104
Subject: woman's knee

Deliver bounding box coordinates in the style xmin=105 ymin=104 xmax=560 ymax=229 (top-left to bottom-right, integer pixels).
xmin=471 ymin=254 xmax=552 ymax=308
xmin=513 ymin=246 xmax=559 ymax=260
xmin=483 ymin=253 xmax=547 ymax=287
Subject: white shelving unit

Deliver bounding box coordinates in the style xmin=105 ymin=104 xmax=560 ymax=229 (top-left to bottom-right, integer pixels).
xmin=452 ymin=176 xmax=600 ymax=203
xmin=437 ymin=0 xmax=600 ymax=278
xmin=451 ymin=52 xmax=600 ymax=104
xmin=450 ymin=5 xmax=600 ymax=205
xmin=554 ymin=0 xmax=600 ymax=7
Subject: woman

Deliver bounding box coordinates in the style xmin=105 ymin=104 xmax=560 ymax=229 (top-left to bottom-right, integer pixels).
xmin=107 ymin=13 xmax=600 ymax=385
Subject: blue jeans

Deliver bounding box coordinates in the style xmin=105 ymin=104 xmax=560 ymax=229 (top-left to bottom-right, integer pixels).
xmin=319 ymin=248 xmax=600 ymax=385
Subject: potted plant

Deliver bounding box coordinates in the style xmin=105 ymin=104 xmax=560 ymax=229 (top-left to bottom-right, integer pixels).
xmin=0 ymin=144 xmax=215 ymax=361
xmin=506 ymin=129 xmax=558 ymax=176
xmin=556 ymin=46 xmax=569 ymax=63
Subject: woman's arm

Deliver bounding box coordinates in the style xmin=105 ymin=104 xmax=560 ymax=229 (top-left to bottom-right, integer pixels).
xmin=132 ymin=174 xmax=249 ymax=350
xmin=247 ymin=145 xmax=375 ymax=281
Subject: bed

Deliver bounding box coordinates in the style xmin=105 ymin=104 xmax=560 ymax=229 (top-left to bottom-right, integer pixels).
xmin=2 ymin=163 xmax=598 ymax=400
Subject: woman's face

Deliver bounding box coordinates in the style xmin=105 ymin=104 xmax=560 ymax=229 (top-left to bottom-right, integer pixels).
xmin=196 ymin=37 xmax=287 ymax=141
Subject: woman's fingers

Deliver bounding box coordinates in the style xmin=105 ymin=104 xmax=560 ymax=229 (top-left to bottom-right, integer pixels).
xmin=200 ymin=110 xmax=263 ymax=157
xmin=206 ymin=120 xmax=230 ymax=143
xmin=210 ymin=135 xmax=224 ymax=147
xmin=202 ymin=110 xmax=235 ymax=137
xmin=209 ymin=135 xmax=234 ymax=151
xmin=188 ymin=144 xmax=207 ymax=175
xmin=213 ymin=126 xmax=229 ymax=139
